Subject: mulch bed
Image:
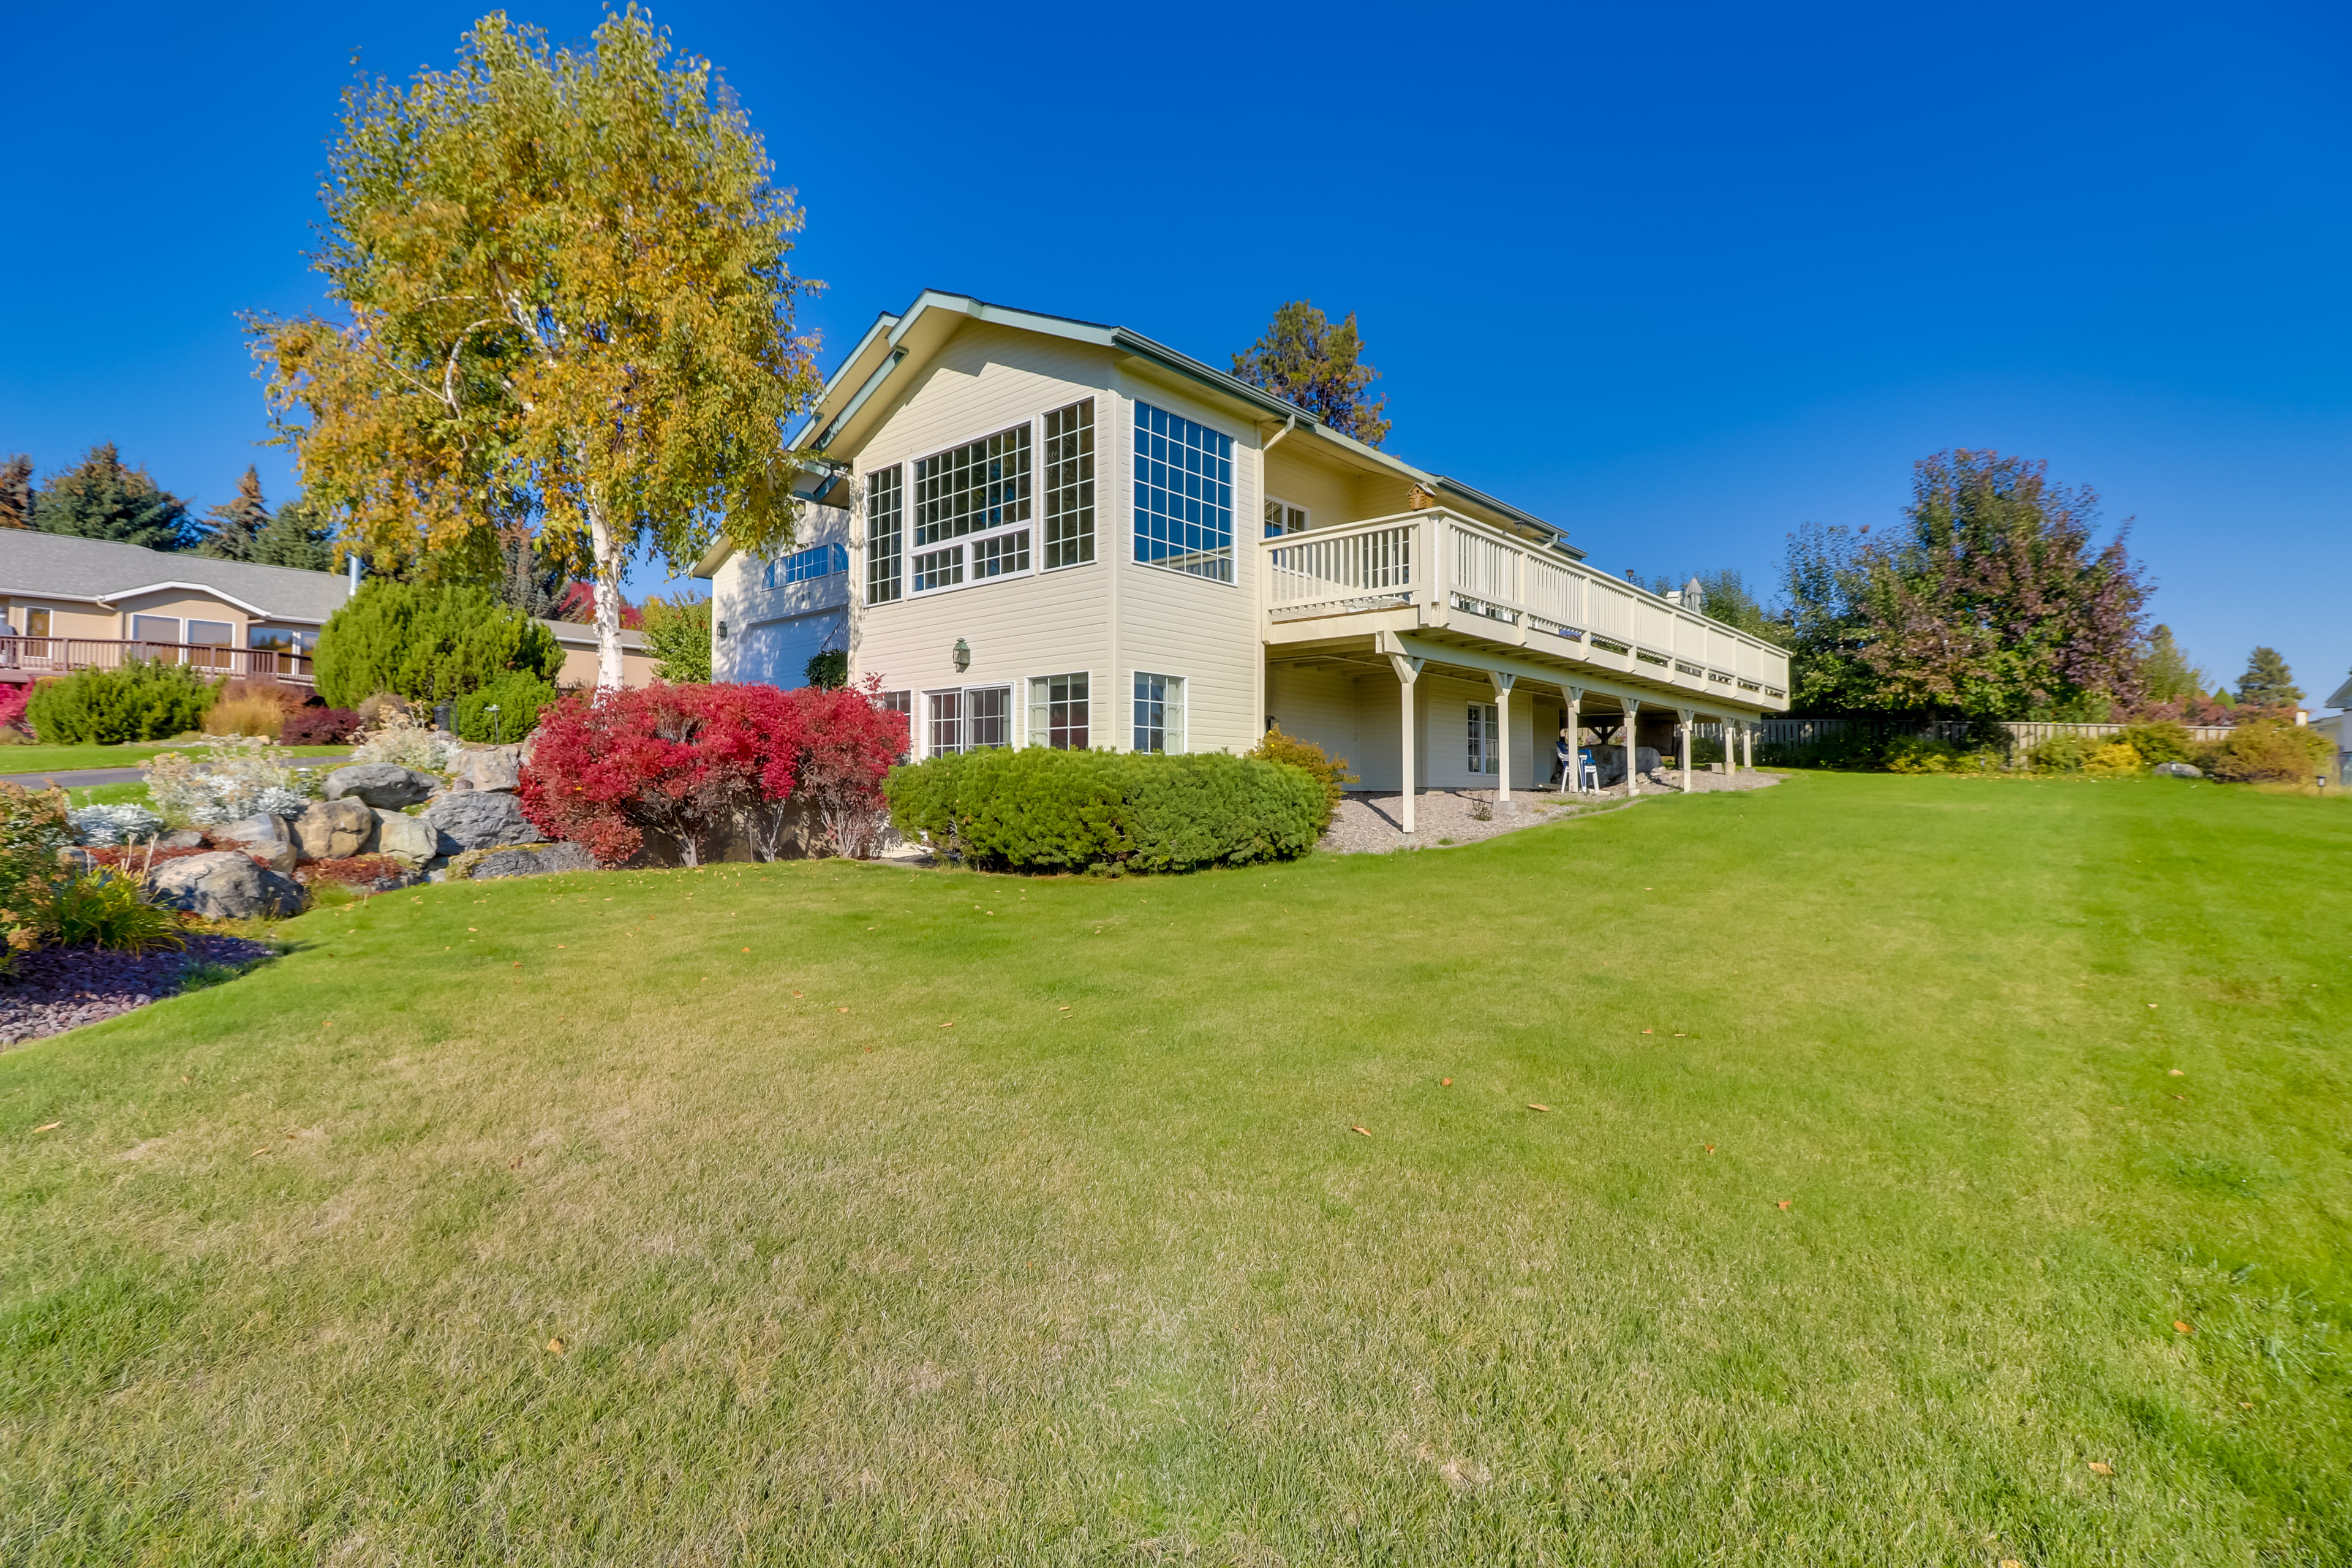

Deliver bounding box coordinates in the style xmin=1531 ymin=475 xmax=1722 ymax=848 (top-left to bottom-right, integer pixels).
xmin=0 ymin=933 xmax=279 ymax=1050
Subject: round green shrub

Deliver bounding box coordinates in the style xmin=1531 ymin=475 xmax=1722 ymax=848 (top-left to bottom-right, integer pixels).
xmin=314 ymin=581 xmax=562 ymax=707
xmin=25 ymin=662 xmax=219 ymax=744
xmin=885 ymin=748 xmax=1325 ymax=873
xmin=453 ymin=672 xmax=558 ymax=743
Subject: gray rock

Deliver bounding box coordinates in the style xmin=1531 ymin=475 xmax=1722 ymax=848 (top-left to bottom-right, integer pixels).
xmin=211 ymin=814 xmax=296 ymax=874
xmin=371 ymin=808 xmax=439 ymax=865
xmin=461 ymin=840 xmax=597 ymax=880
xmin=323 ymin=762 xmax=440 ymax=809
xmin=423 ymin=789 xmax=545 ymax=853
xmin=2154 ymin=761 xmax=2204 ymax=778
xmin=156 ymin=828 xmax=208 ymax=850
xmin=451 ymin=745 xmax=523 ymax=793
xmin=291 ymin=797 xmax=374 ymax=861
xmin=146 ymin=851 xmax=304 ymax=921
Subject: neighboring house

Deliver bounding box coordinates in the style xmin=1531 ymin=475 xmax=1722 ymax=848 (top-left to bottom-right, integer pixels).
xmin=2321 ymin=673 xmax=2352 ymax=785
xmin=698 ymin=292 xmax=1790 ymax=827
xmin=0 ymin=531 xmax=654 ymax=690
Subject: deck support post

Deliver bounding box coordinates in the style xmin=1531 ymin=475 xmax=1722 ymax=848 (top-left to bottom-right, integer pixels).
xmin=1387 ymin=652 xmax=1425 ymax=835
xmin=1742 ymin=721 xmax=1755 ymax=772
xmin=1488 ymin=669 xmax=1515 ymax=804
xmin=1678 ymin=707 xmax=1695 ymax=793
xmin=1623 ymin=698 xmax=1642 ymax=796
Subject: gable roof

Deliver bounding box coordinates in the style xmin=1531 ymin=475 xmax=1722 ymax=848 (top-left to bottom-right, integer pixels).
xmin=0 ymin=530 xmax=351 ymax=625
xmin=788 ymin=290 xmax=1583 ymax=559
xmin=2327 ymin=672 xmax=2352 ymax=711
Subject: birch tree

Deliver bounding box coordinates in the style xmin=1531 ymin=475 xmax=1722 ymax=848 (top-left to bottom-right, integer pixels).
xmin=247 ymin=8 xmax=820 ymax=688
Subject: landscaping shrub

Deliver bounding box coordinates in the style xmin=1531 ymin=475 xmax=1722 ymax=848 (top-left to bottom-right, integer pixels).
xmin=886 ymin=748 xmax=1325 ymax=874
xmin=34 ymin=870 xmax=186 ymax=953
xmin=1883 ymin=736 xmax=1965 ymax=774
xmin=641 ymin=595 xmax=712 ymax=683
xmin=521 ymin=683 xmax=809 ymax=865
xmin=314 ymin=580 xmax=562 ymax=707
xmin=0 ymin=682 xmax=32 ymax=739
xmin=2205 ymin=719 xmax=2332 ymax=783
xmin=67 ymin=802 xmax=165 ymax=845
xmin=349 ymin=708 xmax=459 ymax=773
xmin=146 ymin=741 xmax=318 ymax=827
xmin=2027 ymin=734 xmax=2094 ymax=772
xmin=280 ymin=704 xmax=363 ymax=745
xmin=0 ymin=783 xmax=74 ymax=959
xmin=26 ymin=660 xmax=217 ymax=744
xmin=1246 ymin=726 xmax=1355 ymax=831
xmin=789 ymin=681 xmax=911 ymax=856
xmin=295 ymin=854 xmax=410 ymax=888
xmin=452 ymin=671 xmax=557 ymax=744
xmin=202 ymin=693 xmax=290 ymax=739
xmin=2082 ymin=740 xmax=2143 ymax=777
xmin=2120 ymin=720 xmax=2193 ymax=766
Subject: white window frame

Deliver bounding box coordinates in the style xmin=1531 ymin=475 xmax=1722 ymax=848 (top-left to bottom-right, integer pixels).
xmin=1129 ymin=399 xmax=1241 ymax=587
xmin=185 ymin=618 xmax=235 ymax=646
xmin=1041 ymin=398 xmax=1098 ymax=572
xmin=1468 ymin=702 xmax=1499 ymax=775
xmin=908 ymin=418 xmax=1036 ymax=600
xmin=1131 ymin=671 xmax=1186 ymax=755
xmin=129 ymin=614 xmax=179 ymax=644
xmin=1263 ymin=496 xmax=1310 ymax=538
xmin=1026 ymin=671 xmax=1091 ymax=750
xmin=924 ymin=684 xmax=1013 ymax=756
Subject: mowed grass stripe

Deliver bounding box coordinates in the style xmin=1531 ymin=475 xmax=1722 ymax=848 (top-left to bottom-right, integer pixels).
xmin=1 ymin=774 xmax=2345 ymax=1565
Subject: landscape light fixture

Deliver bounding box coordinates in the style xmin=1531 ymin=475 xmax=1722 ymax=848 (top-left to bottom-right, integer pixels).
xmin=952 ymin=638 xmax=971 ymax=673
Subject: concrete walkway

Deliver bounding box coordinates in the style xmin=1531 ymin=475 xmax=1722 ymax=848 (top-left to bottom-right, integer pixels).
xmin=1 ymin=755 xmax=351 ymax=791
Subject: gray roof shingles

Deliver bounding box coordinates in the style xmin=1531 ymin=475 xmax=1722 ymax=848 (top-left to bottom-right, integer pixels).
xmin=0 ymin=531 xmax=350 ymax=624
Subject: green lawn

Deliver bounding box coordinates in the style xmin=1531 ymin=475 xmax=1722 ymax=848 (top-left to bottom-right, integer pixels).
xmin=3 ymin=774 xmax=2346 ymax=1566
xmin=0 ymin=742 xmax=350 ymax=777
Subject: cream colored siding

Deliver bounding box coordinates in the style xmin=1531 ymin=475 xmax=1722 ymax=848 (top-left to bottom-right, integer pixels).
xmin=1265 ymin=663 xmax=1363 ymax=771
xmin=1263 ymin=448 xmax=1357 ymax=531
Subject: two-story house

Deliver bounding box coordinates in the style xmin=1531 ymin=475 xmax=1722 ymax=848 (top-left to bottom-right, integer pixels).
xmin=698 ymin=292 xmax=1790 ymax=831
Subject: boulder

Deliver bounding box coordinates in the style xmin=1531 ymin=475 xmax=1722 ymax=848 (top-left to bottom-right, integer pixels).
xmin=371 ymin=808 xmax=439 ymax=865
xmin=156 ymin=828 xmax=207 ymax=850
xmin=2153 ymin=761 xmax=2204 ymax=778
xmin=423 ymin=789 xmax=545 ymax=854
xmin=211 ymin=814 xmax=297 ymax=875
xmin=451 ymin=745 xmax=523 ymax=793
xmin=146 ymin=851 xmax=304 ymax=921
xmin=291 ymin=798 xmax=374 ymax=861
xmin=323 ymin=762 xmax=440 ymax=809
xmin=454 ymin=840 xmax=598 ymax=881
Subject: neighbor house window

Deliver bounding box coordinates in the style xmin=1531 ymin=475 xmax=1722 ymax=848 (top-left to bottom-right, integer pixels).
xmin=1132 ymin=672 xmax=1185 ymax=753
xmin=130 ymin=616 xmax=178 ymax=644
xmin=21 ymin=608 xmax=51 ymax=638
xmin=911 ymin=424 xmax=1031 ymax=594
xmin=1133 ymin=403 xmax=1234 ymax=582
xmin=247 ymin=626 xmax=316 ymax=654
xmin=186 ymin=619 xmax=233 ymax=645
xmin=927 ymin=686 xmax=1010 ymax=755
xmin=865 ymin=466 xmax=903 ymax=605
xmin=1468 ymin=703 xmax=1499 ymax=775
xmin=1028 ymin=673 xmax=1089 ymax=749
xmin=764 ymin=542 xmax=848 ymax=588
xmin=1042 ymin=399 xmax=1096 ymax=568
xmin=1263 ymin=499 xmax=1308 ymax=538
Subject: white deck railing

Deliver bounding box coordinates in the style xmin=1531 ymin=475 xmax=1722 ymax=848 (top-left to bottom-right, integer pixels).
xmin=1262 ymin=508 xmax=1789 ymax=699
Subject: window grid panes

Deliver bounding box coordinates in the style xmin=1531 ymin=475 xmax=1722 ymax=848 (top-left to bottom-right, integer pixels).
xmin=1028 ymin=673 xmax=1089 ymax=750
xmin=913 ymin=546 xmax=964 ymax=593
xmin=1263 ymin=499 xmax=1308 ymax=538
xmin=973 ymin=530 xmax=1030 ymax=579
xmin=1133 ymin=672 xmax=1185 ymax=754
xmin=865 ymin=467 xmax=902 ymax=604
xmin=1468 ymin=703 xmax=1499 ymax=775
xmin=968 ymin=687 xmax=1009 ymax=750
xmin=765 ymin=541 xmax=848 ymax=588
xmin=914 ymin=426 xmax=1031 ymax=546
xmin=927 ymin=690 xmax=963 ymax=756
xmin=1133 ymin=403 xmax=1234 ymax=582
xmin=1042 ymin=399 xmax=1096 ymax=568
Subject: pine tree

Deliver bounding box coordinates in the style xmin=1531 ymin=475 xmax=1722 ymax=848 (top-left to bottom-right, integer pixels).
xmin=496 ymin=530 xmax=572 ymax=617
xmin=0 ymin=455 xmax=32 ymax=529
xmin=249 ymin=493 xmax=337 ymax=571
xmin=1231 ymin=301 xmax=1391 ymax=447
xmin=196 ymin=466 xmax=272 ymax=560
xmin=2236 ymin=647 xmax=2302 ymax=709
xmin=31 ymin=443 xmax=195 ymax=549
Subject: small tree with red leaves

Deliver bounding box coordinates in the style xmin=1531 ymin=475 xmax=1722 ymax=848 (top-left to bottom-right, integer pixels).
xmin=784 ymin=677 xmax=910 ymax=858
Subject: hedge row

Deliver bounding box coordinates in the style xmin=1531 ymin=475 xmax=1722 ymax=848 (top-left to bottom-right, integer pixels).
xmin=884 ymin=748 xmax=1325 ymax=873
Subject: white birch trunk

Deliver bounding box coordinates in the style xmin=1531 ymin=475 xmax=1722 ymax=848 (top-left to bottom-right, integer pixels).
xmin=586 ymin=497 xmax=626 ymax=693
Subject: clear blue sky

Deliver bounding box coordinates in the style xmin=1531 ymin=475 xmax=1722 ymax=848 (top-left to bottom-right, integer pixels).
xmin=5 ymin=1 xmax=2346 ymax=704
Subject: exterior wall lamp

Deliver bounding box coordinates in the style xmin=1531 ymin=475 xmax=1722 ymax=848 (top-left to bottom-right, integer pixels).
xmin=952 ymin=637 xmax=971 ymax=673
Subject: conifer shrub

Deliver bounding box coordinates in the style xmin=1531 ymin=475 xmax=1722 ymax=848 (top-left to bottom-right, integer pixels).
xmin=313 ymin=580 xmax=562 ymax=706
xmin=1245 ymin=726 xmax=1355 ymax=831
xmin=25 ymin=662 xmax=217 ymax=744
xmin=452 ymin=672 xmax=557 ymax=743
xmin=886 ymin=748 xmax=1325 ymax=873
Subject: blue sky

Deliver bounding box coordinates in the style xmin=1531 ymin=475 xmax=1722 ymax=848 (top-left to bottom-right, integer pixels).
xmin=4 ymin=1 xmax=2346 ymax=704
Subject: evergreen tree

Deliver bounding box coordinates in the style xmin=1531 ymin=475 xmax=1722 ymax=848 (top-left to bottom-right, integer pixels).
xmin=31 ymin=442 xmax=195 ymax=549
xmin=2236 ymin=647 xmax=2302 ymax=709
xmin=496 ymin=529 xmax=573 ymax=618
xmin=2136 ymin=624 xmax=2206 ymax=704
xmin=0 ymin=455 xmax=32 ymax=529
xmin=1231 ymin=301 xmax=1391 ymax=447
xmin=196 ymin=466 xmax=273 ymax=560
xmin=249 ymin=492 xmax=337 ymax=571
xmin=313 ymin=579 xmax=563 ymax=706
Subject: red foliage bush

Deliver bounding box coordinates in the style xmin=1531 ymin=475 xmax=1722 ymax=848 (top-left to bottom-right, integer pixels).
xmin=553 ymin=582 xmax=644 ymax=628
xmin=519 ymin=680 xmax=909 ymax=865
xmin=82 ymin=844 xmax=217 ymax=872
xmin=0 ymin=682 xmax=31 ymax=734
xmin=281 ymin=706 xmax=363 ymax=745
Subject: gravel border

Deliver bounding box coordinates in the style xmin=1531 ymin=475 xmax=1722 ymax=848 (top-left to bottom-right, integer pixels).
xmin=1321 ymin=771 xmax=1783 ymax=854
xmin=0 ymin=934 xmax=280 ymax=1050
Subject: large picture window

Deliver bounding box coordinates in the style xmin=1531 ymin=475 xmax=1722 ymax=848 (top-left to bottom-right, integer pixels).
xmin=764 ymin=542 xmax=847 ymax=588
xmin=865 ymin=466 xmax=902 ymax=605
xmin=1028 ymin=673 xmax=1089 ymax=750
xmin=912 ymin=424 xmax=1031 ymax=595
xmin=1042 ymin=399 xmax=1095 ymax=568
xmin=1132 ymin=672 xmax=1185 ymax=754
xmin=1133 ymin=402 xmax=1234 ymax=582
